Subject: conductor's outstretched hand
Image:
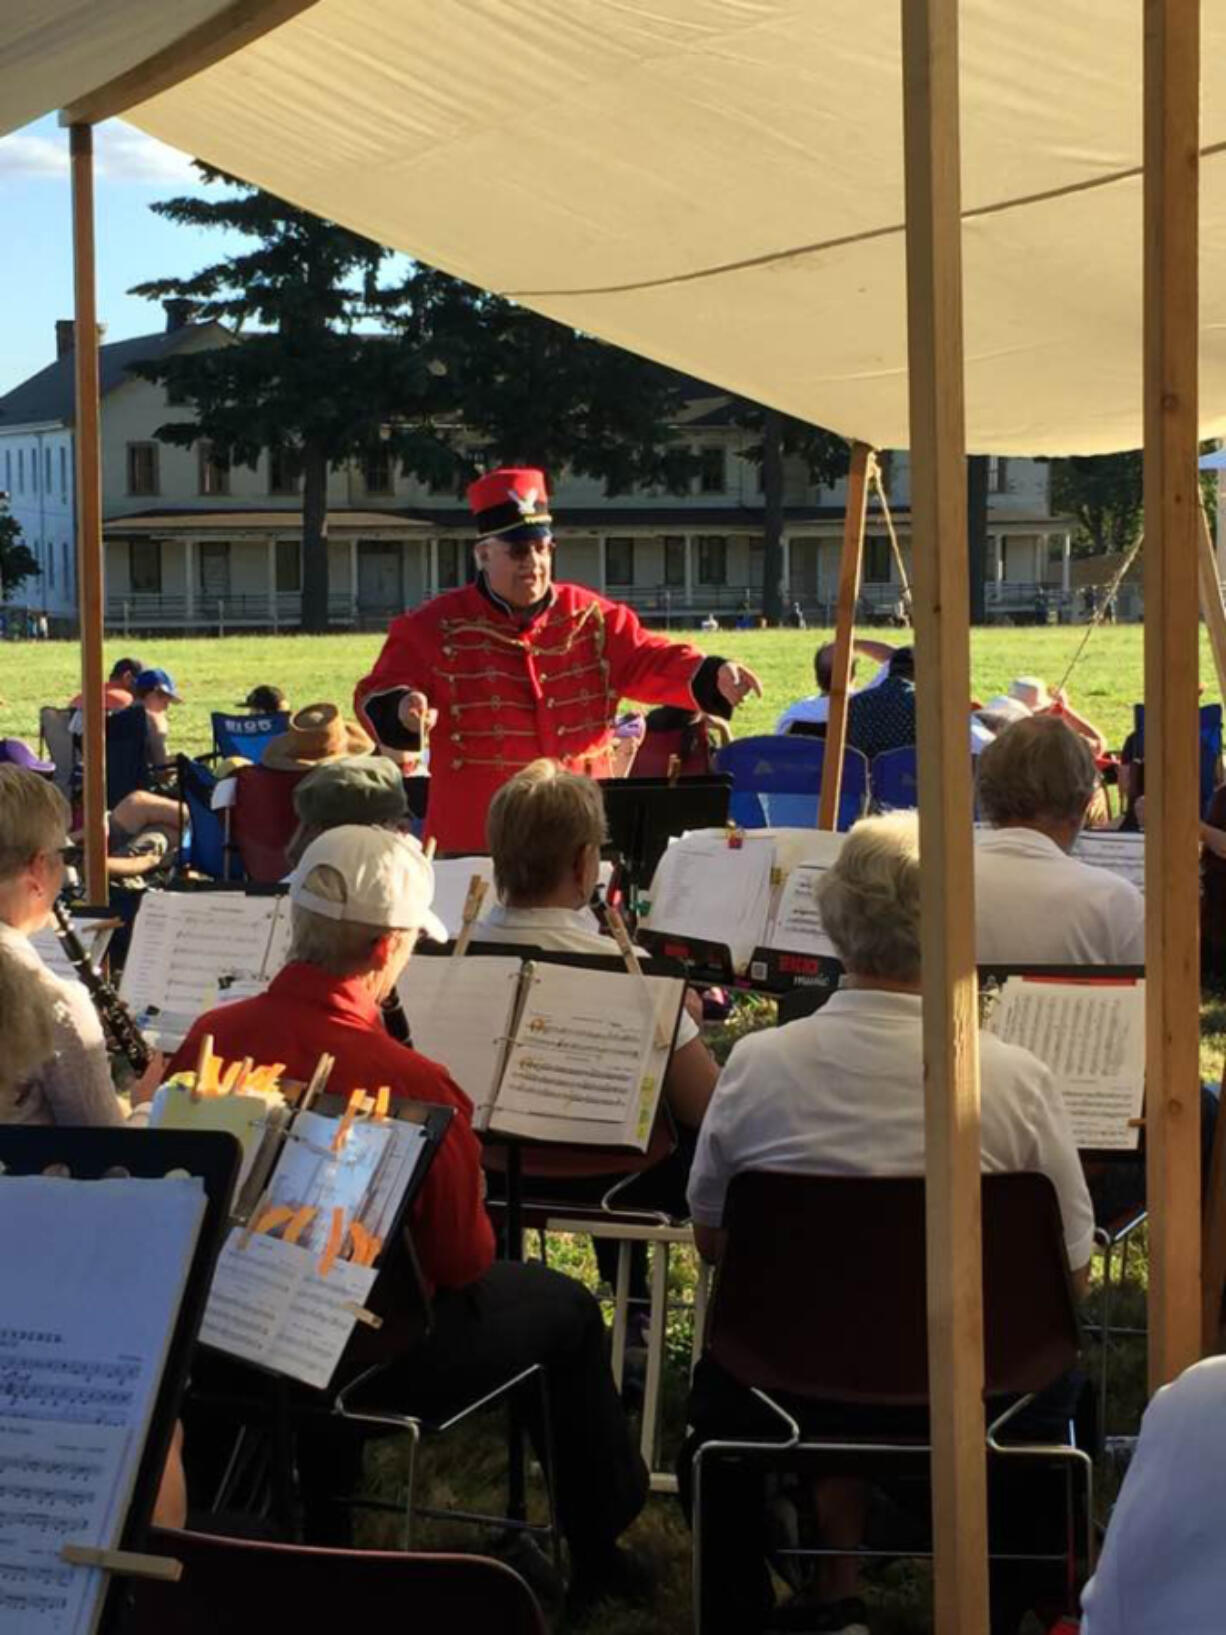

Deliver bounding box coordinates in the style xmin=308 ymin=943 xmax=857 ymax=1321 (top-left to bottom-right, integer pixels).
xmin=716 ymin=662 xmax=763 ymax=710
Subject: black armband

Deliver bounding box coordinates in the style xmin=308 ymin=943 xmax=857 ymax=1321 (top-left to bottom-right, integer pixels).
xmin=691 ymin=654 xmax=731 ymax=719
xmin=362 ymin=688 xmax=422 ymax=750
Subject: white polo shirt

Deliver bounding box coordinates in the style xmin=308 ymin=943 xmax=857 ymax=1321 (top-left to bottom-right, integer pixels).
xmin=475 ymin=903 xmax=699 ymax=1048
xmin=687 ymin=986 xmax=1094 ymax=1269
xmin=1081 ymin=1356 xmax=1226 ymax=1634
xmin=974 ymin=826 xmax=1145 ymax=966
xmin=775 ymin=663 xmax=889 ymax=735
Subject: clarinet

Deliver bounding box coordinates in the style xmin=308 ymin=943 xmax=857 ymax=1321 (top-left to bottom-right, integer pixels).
xmin=51 ymin=900 xmax=153 ymax=1074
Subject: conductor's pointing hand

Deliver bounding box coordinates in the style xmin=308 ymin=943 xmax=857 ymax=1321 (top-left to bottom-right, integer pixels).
xmin=398 ymin=690 xmax=439 ymax=736
xmin=716 ymin=662 xmax=763 ymax=710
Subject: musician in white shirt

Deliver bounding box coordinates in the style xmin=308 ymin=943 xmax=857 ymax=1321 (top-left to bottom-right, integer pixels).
xmin=974 ymin=715 xmax=1145 ymax=966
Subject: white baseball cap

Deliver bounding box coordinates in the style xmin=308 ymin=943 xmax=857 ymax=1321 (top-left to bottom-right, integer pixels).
xmin=289 ymin=825 xmax=448 ymax=942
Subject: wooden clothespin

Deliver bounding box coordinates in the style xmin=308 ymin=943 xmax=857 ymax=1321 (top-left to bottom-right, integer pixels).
xmin=61 ymin=1544 xmax=182 ymax=1583
xmin=218 ymin=1060 xmax=243 ymax=1096
xmin=342 ymin=1302 xmax=384 ymax=1329
xmin=453 ymin=873 xmax=489 ymax=957
xmin=666 ymin=753 xmax=682 ymax=787
xmin=227 ymin=1057 xmax=254 ymax=1095
xmin=423 ymin=836 xmax=438 ymax=861
xmin=605 ymin=905 xmax=672 ymax=1049
xmin=191 ymin=1033 xmax=215 ymax=1102
xmin=283 ymin=1205 xmax=318 ymax=1246
xmin=373 ymin=1085 xmax=390 ymax=1121
xmin=726 ymin=821 xmax=744 ymax=850
xmin=331 ymin=1088 xmax=365 ymax=1153
xmin=318 ymin=1207 xmax=345 ymax=1278
xmin=300 ymin=1051 xmax=334 ymax=1113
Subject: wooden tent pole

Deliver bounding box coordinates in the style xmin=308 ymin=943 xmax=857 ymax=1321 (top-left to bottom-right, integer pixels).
xmin=1197 ymin=500 xmax=1226 ymax=704
xmin=900 ymin=1 xmax=989 ymax=1627
xmin=1143 ymin=0 xmax=1203 ymax=1390
xmin=816 ymin=441 xmax=873 ymax=829
xmin=70 ymin=124 xmax=108 ymax=906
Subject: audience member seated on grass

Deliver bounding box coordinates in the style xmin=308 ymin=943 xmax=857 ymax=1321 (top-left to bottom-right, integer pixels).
xmin=679 ymin=813 xmax=1094 ymax=1635
xmin=0 ymin=768 xmax=164 ymax=1124
xmin=1080 ymin=1355 xmax=1226 ymax=1635
xmin=975 ymin=715 xmax=1144 ymax=966
xmin=774 ymin=637 xmax=898 ymax=735
xmin=238 ymin=684 xmax=289 ymax=714
xmin=169 ymin=825 xmax=649 ymax=1608
xmin=284 ymin=754 xmax=409 ymax=869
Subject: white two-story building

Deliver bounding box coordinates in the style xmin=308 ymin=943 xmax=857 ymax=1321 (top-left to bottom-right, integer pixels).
xmin=0 ymin=308 xmax=1078 ymax=632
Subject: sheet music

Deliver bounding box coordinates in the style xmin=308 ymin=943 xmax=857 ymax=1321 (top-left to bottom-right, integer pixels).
xmin=263 ymin=1111 xmax=395 ymax=1256
xmin=1073 ymin=830 xmax=1146 ymax=892
xmin=200 ymin=1233 xmax=376 ymax=1391
xmin=148 ymin=1085 xmax=283 ymax=1196
xmin=119 ymin=894 xmax=282 ymax=1049
xmin=765 ymin=865 xmax=839 ymax=959
xmin=0 ymin=1175 xmax=205 ymax=1635
xmin=29 ymin=919 xmax=114 ymax=990
xmin=643 ymin=833 xmax=776 ymax=970
xmin=429 ymin=857 xmax=496 ymax=938
xmin=986 ymin=978 xmax=1146 ymax=1149
xmin=396 ymin=957 xmax=523 ymax=1119
xmin=490 ymin=963 xmax=680 ymax=1148
xmin=260 ymin=899 xmax=294 ymax=981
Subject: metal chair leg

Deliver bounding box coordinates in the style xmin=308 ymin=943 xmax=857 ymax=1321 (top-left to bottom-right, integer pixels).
xmin=640 ymin=1239 xmax=670 ymax=1472
xmin=611 ymin=1240 xmax=632 ymax=1393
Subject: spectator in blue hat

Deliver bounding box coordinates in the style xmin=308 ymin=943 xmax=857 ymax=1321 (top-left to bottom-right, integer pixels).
xmin=106 ymin=668 xmax=185 ymax=869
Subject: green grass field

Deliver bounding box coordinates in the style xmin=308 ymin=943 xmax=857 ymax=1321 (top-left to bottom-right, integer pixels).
xmin=0 ymin=621 xmax=1213 ymax=1633
xmin=1 ymin=622 xmax=1219 ymax=758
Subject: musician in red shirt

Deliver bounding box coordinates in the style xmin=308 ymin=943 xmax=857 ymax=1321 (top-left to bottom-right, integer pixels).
xmin=170 ymin=826 xmax=648 ymax=1592
xmin=354 ymin=466 xmax=762 ymax=852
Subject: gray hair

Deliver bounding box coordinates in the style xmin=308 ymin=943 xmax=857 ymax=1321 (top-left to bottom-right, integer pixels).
xmin=816 ymin=813 xmax=922 ymax=981
xmin=288 ymin=862 xmax=394 ymax=976
xmin=0 ymin=768 xmax=70 ymax=883
xmin=976 ymin=715 xmax=1097 ymax=828
xmin=0 ymin=946 xmax=55 ymax=1115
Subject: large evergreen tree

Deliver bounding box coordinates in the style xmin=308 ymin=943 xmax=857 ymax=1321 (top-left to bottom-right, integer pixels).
xmin=130 ymin=166 xmax=455 ymax=631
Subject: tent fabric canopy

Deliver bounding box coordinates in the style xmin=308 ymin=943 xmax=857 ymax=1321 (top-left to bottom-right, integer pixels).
xmin=7 ymin=0 xmax=1226 ymax=455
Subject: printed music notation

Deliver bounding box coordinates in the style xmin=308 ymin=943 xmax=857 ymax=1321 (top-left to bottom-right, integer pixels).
xmin=764 ymin=865 xmax=838 ymax=960
xmin=397 ymin=956 xmax=522 ymax=1117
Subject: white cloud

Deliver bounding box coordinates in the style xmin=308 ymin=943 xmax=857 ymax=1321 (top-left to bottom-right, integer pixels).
xmin=0 ymin=121 xmax=196 ymax=186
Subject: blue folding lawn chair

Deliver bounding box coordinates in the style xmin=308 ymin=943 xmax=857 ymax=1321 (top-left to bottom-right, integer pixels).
xmin=714 ymin=735 xmax=870 ymax=830
xmin=1131 ymin=702 xmax=1223 ymax=816
xmin=870 ymin=744 xmax=919 ymax=811
xmin=210 ymin=711 xmax=291 ymax=765
xmin=177 ymin=755 xmax=243 ymax=881
xmin=104 ymin=704 xmax=152 ymax=809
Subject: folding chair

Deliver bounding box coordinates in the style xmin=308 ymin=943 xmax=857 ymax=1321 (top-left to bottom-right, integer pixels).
xmin=691 ymin=1171 xmax=1093 ymax=1633
xmin=632 ymin=707 xmax=732 ymax=780
xmin=1131 ymin=701 xmax=1224 ymax=817
xmin=105 ymin=703 xmax=153 ymax=809
xmin=125 ymin=1528 xmax=547 ymax=1634
xmin=870 ymin=743 xmax=919 ymax=811
xmin=714 ymin=735 xmax=870 ymax=830
xmin=229 ymin=763 xmax=308 ymax=882
xmin=177 ymin=754 xmax=243 ymax=881
xmin=210 ymin=710 xmax=291 ymax=765
xmin=39 ymin=703 xmax=76 ymax=798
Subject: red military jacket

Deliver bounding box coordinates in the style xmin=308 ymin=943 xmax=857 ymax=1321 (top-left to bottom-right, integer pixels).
xmin=355 ymin=580 xmax=717 ymax=853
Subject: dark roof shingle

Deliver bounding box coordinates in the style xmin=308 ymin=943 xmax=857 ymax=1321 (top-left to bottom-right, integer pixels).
xmin=0 ymin=324 xmax=224 ymax=429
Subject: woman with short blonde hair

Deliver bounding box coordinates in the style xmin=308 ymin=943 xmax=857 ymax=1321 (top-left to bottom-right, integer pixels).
xmin=486 ymin=759 xmax=606 ymax=905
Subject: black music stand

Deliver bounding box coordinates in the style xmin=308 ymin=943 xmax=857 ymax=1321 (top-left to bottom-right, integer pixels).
xmin=0 ymin=1126 xmax=239 ymax=1633
xmin=598 ymin=775 xmax=732 ymax=915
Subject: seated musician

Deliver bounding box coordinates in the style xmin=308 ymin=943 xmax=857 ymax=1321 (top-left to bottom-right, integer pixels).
xmin=975 ymin=714 xmax=1144 ymax=965
xmin=168 ymin=826 xmax=649 ymax=1605
xmin=284 ymin=753 xmax=409 ymax=867
xmin=681 ymin=814 xmax=1094 ymax=1635
xmin=0 ymin=766 xmax=163 ymax=1124
xmin=479 ymin=758 xmax=719 ymax=1132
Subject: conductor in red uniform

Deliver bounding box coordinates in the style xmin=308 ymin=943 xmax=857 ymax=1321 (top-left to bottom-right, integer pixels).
xmin=355 ymin=467 xmax=762 ymax=852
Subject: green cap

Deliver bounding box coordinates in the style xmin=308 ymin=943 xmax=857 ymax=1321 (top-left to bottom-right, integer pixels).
xmin=292 ymin=755 xmax=408 ymax=831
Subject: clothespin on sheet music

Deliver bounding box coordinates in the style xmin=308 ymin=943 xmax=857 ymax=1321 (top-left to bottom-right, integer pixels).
xmin=373 ymin=1085 xmax=390 ymax=1121
xmin=666 ymin=753 xmax=681 ymax=787
xmin=605 ymin=905 xmax=672 ymax=1050
xmin=226 ymin=1057 xmax=254 ymax=1095
xmin=726 ymin=821 xmax=744 ymax=850
xmin=453 ymin=874 xmax=489 ymax=957
xmin=423 ymin=836 xmax=438 ymax=862
xmin=300 ymin=1051 xmax=334 ymax=1113
xmin=61 ymin=1544 xmax=182 ymax=1583
xmin=191 ymin=1033 xmax=215 ymax=1101
xmin=318 ymin=1206 xmax=346 ymax=1277
xmin=331 ymin=1088 xmax=366 ymax=1152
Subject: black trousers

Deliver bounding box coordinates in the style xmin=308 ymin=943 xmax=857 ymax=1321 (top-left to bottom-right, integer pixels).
xmin=338 ymin=1260 xmax=648 ymax=1560
xmin=678 ymin=1357 xmax=1093 ymax=1635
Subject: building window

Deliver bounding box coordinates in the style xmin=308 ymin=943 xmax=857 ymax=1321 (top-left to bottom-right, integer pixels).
xmin=126 ymin=443 xmax=160 ymax=497
xmin=864 ymin=536 xmax=892 ymax=583
xmin=31 ymin=448 xmax=38 ymax=493
xmin=664 ymin=535 xmax=687 ymax=588
xmin=47 ymin=541 xmax=55 ymax=590
xmin=696 ymin=535 xmax=727 ymax=585
xmin=268 ymin=445 xmax=302 ymax=495
xmin=61 ymin=541 xmax=71 ymax=597
xmin=437 ymin=538 xmax=461 ymax=590
xmin=199 ymin=540 xmax=231 ymax=598
xmin=44 ymin=448 xmax=51 ymax=493
xmin=275 ymin=538 xmax=301 ymax=593
xmin=4 ymin=450 xmax=9 ymax=493
xmin=363 ymin=448 xmax=393 ymax=495
xmin=605 ymin=537 xmax=635 ymax=586
xmin=990 ymin=455 xmax=1010 ymax=494
xmin=59 ymin=446 xmax=68 ymax=500
xmin=197 ymin=440 xmax=230 ymax=496
xmin=129 ymin=539 xmax=162 ymax=593
xmin=699 ymin=447 xmax=726 ymax=495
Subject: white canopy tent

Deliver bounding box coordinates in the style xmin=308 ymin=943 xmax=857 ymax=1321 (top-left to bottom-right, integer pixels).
xmin=5 ymin=0 xmax=1225 ymax=456
xmin=0 ymin=5 xmax=1210 ymax=1626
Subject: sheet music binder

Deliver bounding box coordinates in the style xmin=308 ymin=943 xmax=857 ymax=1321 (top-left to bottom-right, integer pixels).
xmin=0 ymin=1126 xmax=239 ymax=1633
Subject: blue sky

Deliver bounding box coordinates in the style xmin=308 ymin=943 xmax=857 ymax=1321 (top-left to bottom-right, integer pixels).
xmin=0 ymin=115 xmax=249 ymax=395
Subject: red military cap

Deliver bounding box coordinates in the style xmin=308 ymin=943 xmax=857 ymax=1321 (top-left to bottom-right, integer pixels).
xmin=467 ymin=467 xmax=552 ymax=541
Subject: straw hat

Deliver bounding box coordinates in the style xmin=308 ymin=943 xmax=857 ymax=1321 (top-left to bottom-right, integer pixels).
xmin=261 ymin=703 xmax=374 ymax=771
xmin=1008 ymin=676 xmax=1054 ymax=712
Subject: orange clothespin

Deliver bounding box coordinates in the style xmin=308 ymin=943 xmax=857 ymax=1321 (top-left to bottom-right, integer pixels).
xmin=331 ymin=1088 xmax=364 ymax=1153
xmin=373 ymin=1086 xmax=390 ymax=1121
xmin=218 ymin=1060 xmax=243 ymax=1096
xmin=228 ymin=1057 xmax=254 ymax=1095
xmin=283 ymin=1205 xmax=318 ymax=1246
xmin=318 ymin=1207 xmax=345 ymax=1278
xmin=192 ymin=1033 xmax=215 ymax=1102
xmin=251 ymin=1204 xmax=295 ymax=1238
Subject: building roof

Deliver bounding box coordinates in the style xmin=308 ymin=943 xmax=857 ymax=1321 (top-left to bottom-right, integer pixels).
xmin=104 ymin=507 xmax=429 ymax=535
xmin=0 ymin=323 xmax=227 ymax=431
